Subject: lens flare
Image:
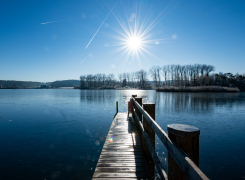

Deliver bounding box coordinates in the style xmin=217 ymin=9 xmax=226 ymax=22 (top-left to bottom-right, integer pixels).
xmin=109 ymin=135 xmax=113 ymax=142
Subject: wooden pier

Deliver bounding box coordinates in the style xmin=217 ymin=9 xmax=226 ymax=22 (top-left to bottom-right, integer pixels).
xmin=92 ymin=95 xmax=209 ymax=180
xmin=92 ymin=112 xmax=150 ymax=179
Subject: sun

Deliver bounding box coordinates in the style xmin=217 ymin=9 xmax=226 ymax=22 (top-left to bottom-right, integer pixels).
xmin=107 ymin=7 xmax=165 ymax=68
xmin=126 ymin=35 xmax=143 ymax=50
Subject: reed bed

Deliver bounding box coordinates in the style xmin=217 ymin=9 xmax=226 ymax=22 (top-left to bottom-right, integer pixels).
xmin=156 ymin=86 xmax=240 ymax=92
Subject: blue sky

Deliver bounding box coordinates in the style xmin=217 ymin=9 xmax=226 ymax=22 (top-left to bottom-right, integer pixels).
xmin=0 ymin=0 xmax=245 ymax=82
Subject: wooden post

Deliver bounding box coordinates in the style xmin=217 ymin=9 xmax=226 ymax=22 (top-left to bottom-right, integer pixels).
xmin=167 ymin=124 xmax=200 ymax=180
xmin=132 ymin=94 xmax=137 ymax=98
xmin=116 ymin=101 xmax=118 ymax=113
xmin=135 ymin=97 xmax=142 ymax=144
xmin=128 ymin=101 xmax=130 ymax=116
xmin=135 ymin=97 xmax=142 ymax=121
xmin=142 ymin=103 xmax=155 ymax=180
xmin=132 ymin=95 xmax=137 ymax=120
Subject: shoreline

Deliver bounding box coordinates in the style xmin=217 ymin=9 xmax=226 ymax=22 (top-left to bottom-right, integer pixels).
xmin=156 ymin=86 xmax=240 ymax=92
xmin=1 ymin=86 xmax=243 ymax=92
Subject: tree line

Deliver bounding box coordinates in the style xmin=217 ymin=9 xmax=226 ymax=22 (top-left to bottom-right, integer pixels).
xmin=50 ymin=80 xmax=80 ymax=88
xmin=212 ymin=72 xmax=245 ymax=91
xmin=0 ymin=80 xmax=45 ymax=88
xmin=149 ymin=64 xmax=215 ymax=87
xmin=79 ymin=64 xmax=245 ymax=91
xmin=117 ymin=70 xmax=149 ymax=89
xmin=80 ymin=74 xmax=117 ymax=89
xmin=80 ymin=70 xmax=150 ymax=89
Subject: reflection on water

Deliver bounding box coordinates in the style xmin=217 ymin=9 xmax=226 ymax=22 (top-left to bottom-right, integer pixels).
xmin=154 ymin=92 xmax=245 ymax=180
xmin=0 ymin=90 xmax=244 ymax=179
xmin=155 ymin=92 xmax=243 ymax=114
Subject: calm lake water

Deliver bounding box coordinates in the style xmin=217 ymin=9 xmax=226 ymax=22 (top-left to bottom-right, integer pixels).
xmin=0 ymin=89 xmax=244 ymax=180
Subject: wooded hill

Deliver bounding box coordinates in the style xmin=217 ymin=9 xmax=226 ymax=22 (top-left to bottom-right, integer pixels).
xmin=0 ymin=80 xmax=46 ymax=88
xmin=50 ymin=80 xmax=80 ymax=87
xmin=0 ymin=80 xmax=80 ymax=88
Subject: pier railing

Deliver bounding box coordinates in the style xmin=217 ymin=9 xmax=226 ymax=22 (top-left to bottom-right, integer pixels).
xmin=129 ymin=94 xmax=209 ymax=180
xmin=113 ymin=101 xmax=118 ymax=119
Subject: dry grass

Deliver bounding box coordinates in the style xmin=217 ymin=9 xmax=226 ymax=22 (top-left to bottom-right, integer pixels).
xmin=156 ymin=86 xmax=240 ymax=92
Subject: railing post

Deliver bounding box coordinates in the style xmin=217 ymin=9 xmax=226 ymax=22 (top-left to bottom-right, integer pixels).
xmin=132 ymin=94 xmax=137 ymax=98
xmin=131 ymin=95 xmax=137 ymax=120
xmin=135 ymin=97 xmax=142 ymax=144
xmin=128 ymin=101 xmax=130 ymax=116
xmin=143 ymin=103 xmax=155 ymax=180
xmin=135 ymin=97 xmax=142 ymax=122
xmin=116 ymin=101 xmax=118 ymax=113
xmin=167 ymin=124 xmax=200 ymax=180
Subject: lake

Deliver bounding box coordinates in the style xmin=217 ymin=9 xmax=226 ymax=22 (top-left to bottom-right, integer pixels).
xmin=0 ymin=89 xmax=244 ymax=180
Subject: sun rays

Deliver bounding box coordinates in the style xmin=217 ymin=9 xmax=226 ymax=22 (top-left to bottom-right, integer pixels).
xmin=105 ymin=5 xmax=167 ymax=70
xmin=83 ymin=2 xmax=169 ymax=70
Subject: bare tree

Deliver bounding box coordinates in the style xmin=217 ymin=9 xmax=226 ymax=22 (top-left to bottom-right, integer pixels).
xmin=136 ymin=70 xmax=148 ymax=89
xmin=183 ymin=65 xmax=189 ymax=87
xmin=118 ymin=73 xmax=123 ymax=85
xmin=156 ymin=66 xmax=161 ymax=87
xmin=200 ymin=64 xmax=207 ymax=85
xmin=96 ymin=73 xmax=102 ymax=87
xmin=179 ymin=65 xmax=185 ymax=87
xmin=102 ymin=74 xmax=106 ymax=86
xmin=149 ymin=66 xmax=157 ymax=87
xmin=107 ymin=74 xmax=115 ymax=86
xmin=126 ymin=72 xmax=130 ymax=86
xmin=93 ymin=75 xmax=98 ymax=87
xmin=80 ymin=75 xmax=86 ymax=88
xmin=204 ymin=65 xmax=215 ymax=85
xmin=86 ymin=74 xmax=93 ymax=87
xmin=162 ymin=65 xmax=168 ymax=86
xmin=175 ymin=65 xmax=180 ymax=86
xmin=166 ymin=65 xmax=170 ymax=86
xmin=205 ymin=65 xmax=215 ymax=76
xmin=170 ymin=65 xmax=175 ymax=86
xmin=130 ymin=72 xmax=135 ymax=88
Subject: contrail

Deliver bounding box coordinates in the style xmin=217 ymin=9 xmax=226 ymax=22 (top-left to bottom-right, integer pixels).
xmin=41 ymin=21 xmax=58 ymax=25
xmin=81 ymin=55 xmax=89 ymax=64
xmin=85 ymin=1 xmax=118 ymax=49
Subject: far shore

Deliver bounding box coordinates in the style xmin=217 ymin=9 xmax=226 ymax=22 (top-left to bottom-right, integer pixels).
xmin=1 ymin=86 xmax=243 ymax=92
xmin=156 ymin=86 xmax=240 ymax=92
xmin=0 ymin=86 xmax=149 ymax=90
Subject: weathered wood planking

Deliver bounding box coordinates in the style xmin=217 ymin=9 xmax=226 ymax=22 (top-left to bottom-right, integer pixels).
xmin=92 ymin=113 xmax=150 ymax=179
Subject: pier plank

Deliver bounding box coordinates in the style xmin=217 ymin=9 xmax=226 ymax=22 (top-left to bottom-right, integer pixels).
xmin=95 ymin=167 xmax=148 ymax=172
xmin=98 ymin=159 xmax=146 ymax=163
xmin=92 ymin=113 xmax=150 ymax=179
xmin=93 ymin=172 xmax=150 ymax=178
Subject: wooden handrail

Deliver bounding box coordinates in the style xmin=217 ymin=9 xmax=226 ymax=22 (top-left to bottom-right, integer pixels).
xmin=131 ymin=97 xmax=209 ymax=180
xmin=113 ymin=101 xmax=118 ymax=119
xmin=132 ymin=106 xmax=168 ymax=180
